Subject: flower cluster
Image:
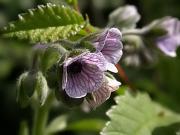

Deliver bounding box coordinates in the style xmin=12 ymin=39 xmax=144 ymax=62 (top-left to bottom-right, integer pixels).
xmin=62 ymin=28 xmax=123 ymax=108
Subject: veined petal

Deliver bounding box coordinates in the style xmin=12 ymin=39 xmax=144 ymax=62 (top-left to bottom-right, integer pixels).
xmin=92 ymin=28 xmax=123 ymax=64
xmin=86 ymin=76 xmax=121 ymax=108
xmin=62 ymin=52 xmax=106 ymax=98
xmin=81 ymin=52 xmax=107 ymax=71
xmin=102 ymin=40 xmax=123 ymax=64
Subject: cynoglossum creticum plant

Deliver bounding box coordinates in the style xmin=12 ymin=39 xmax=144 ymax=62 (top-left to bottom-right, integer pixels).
xmin=15 ymin=25 xmax=123 ymax=134
xmin=16 ymin=27 xmax=123 ymax=108
xmin=1 ymin=1 xmax=180 ymax=135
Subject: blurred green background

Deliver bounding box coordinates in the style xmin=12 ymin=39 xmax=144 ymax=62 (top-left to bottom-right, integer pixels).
xmin=0 ymin=0 xmax=180 ymax=135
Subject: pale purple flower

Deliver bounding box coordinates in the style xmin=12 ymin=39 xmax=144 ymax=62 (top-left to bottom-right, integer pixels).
xmin=92 ymin=28 xmax=123 ymax=72
xmin=156 ymin=17 xmax=180 ymax=57
xmin=62 ymin=52 xmax=107 ymax=98
xmin=86 ymin=76 xmax=121 ymax=108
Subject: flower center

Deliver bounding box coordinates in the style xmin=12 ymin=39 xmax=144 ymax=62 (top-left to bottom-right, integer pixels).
xmin=67 ymin=61 xmax=82 ymax=74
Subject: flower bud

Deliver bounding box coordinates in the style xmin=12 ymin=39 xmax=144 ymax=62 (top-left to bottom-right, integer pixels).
xmin=108 ymin=5 xmax=140 ymax=30
xmin=17 ymin=72 xmax=37 ymax=107
xmin=41 ymin=43 xmax=67 ymax=72
xmin=46 ymin=54 xmax=66 ymax=89
xmin=17 ymin=71 xmax=49 ymax=107
xmin=35 ymin=72 xmax=49 ymax=105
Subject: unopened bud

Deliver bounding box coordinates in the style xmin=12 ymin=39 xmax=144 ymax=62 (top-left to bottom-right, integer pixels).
xmin=108 ymin=5 xmax=140 ymax=30
xmin=41 ymin=43 xmax=67 ymax=72
xmin=17 ymin=72 xmax=37 ymax=107
xmin=35 ymin=72 xmax=49 ymax=105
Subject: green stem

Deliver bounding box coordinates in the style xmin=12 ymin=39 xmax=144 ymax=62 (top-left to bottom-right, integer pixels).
xmin=122 ymin=20 xmax=160 ymax=36
xmin=32 ymin=92 xmax=54 ymax=135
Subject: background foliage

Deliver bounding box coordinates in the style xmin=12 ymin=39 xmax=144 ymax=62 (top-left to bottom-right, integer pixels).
xmin=0 ymin=0 xmax=180 ymax=135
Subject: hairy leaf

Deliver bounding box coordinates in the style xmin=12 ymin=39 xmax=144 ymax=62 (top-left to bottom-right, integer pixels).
xmin=1 ymin=3 xmax=85 ymax=43
xmin=101 ymin=92 xmax=180 ymax=135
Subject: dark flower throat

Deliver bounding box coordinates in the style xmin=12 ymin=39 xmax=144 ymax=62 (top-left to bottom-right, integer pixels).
xmin=67 ymin=61 xmax=82 ymax=74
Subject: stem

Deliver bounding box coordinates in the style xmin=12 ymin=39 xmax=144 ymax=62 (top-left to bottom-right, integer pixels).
xmin=122 ymin=29 xmax=144 ymax=36
xmin=122 ymin=20 xmax=160 ymax=36
xmin=32 ymin=92 xmax=54 ymax=135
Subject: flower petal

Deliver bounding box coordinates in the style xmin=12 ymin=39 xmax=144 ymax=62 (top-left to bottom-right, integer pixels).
xmin=106 ymin=62 xmax=118 ymax=73
xmin=63 ymin=52 xmax=106 ymax=98
xmin=102 ymin=39 xmax=123 ymax=64
xmin=157 ymin=35 xmax=180 ymax=57
xmin=93 ymin=28 xmax=123 ymax=64
xmin=156 ymin=17 xmax=180 ymax=57
xmin=161 ymin=17 xmax=180 ymax=36
xmin=87 ymin=76 xmax=121 ymax=108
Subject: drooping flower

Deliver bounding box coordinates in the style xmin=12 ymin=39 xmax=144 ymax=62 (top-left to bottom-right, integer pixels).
xmin=92 ymin=28 xmax=123 ymax=72
xmin=156 ymin=17 xmax=180 ymax=57
xmin=62 ymin=52 xmax=107 ymax=98
xmin=86 ymin=76 xmax=121 ymax=108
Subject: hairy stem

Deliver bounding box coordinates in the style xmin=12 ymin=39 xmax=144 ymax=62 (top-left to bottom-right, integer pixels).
xmin=32 ymin=92 xmax=54 ymax=135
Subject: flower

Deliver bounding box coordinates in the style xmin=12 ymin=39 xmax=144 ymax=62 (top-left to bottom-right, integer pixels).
xmin=156 ymin=17 xmax=180 ymax=57
xmin=86 ymin=76 xmax=121 ymax=108
xmin=61 ymin=28 xmax=123 ymax=105
xmin=92 ymin=28 xmax=123 ymax=72
xmin=62 ymin=52 xmax=107 ymax=98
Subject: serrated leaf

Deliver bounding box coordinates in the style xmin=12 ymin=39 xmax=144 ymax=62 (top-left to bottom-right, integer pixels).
xmin=46 ymin=115 xmax=67 ymax=134
xmin=101 ymin=92 xmax=180 ymax=135
xmin=1 ymin=3 xmax=85 ymax=43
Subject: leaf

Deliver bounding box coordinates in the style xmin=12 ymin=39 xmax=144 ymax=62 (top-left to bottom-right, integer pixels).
xmin=1 ymin=3 xmax=85 ymax=43
xmin=101 ymin=92 xmax=180 ymax=135
xmin=67 ymin=119 xmax=106 ymax=132
xmin=46 ymin=115 xmax=67 ymax=134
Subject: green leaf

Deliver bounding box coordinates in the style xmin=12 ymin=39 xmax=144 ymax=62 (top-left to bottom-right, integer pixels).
xmin=46 ymin=115 xmax=67 ymax=134
xmin=101 ymin=92 xmax=180 ymax=135
xmin=1 ymin=3 xmax=85 ymax=43
xmin=67 ymin=119 xmax=106 ymax=132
